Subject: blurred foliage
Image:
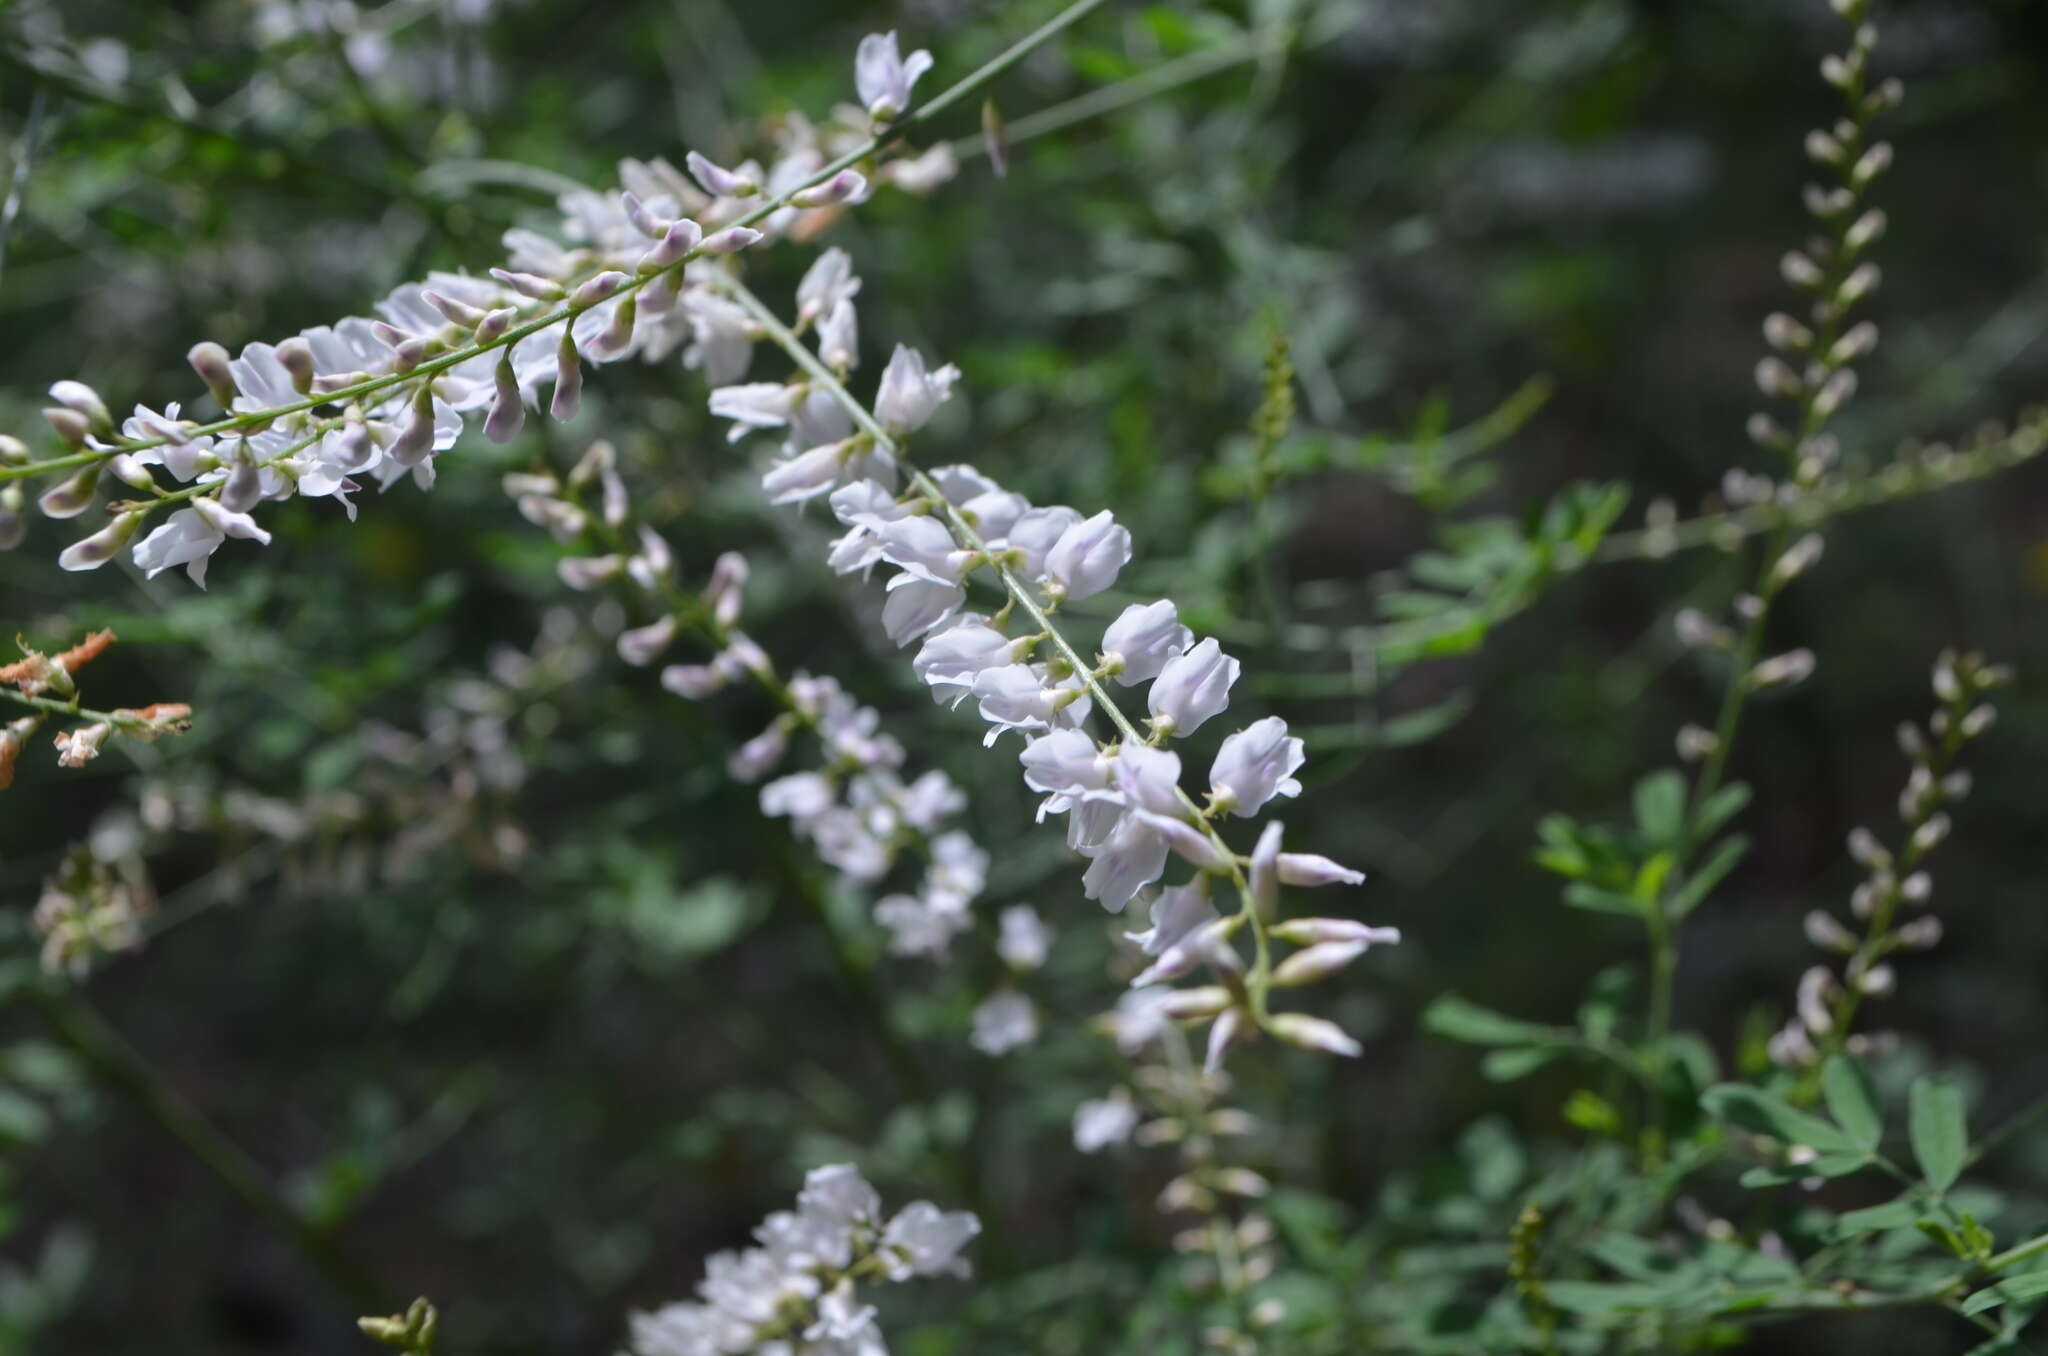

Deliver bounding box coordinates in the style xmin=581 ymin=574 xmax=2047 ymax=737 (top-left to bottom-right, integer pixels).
xmin=2 ymin=0 xmax=2048 ymax=1352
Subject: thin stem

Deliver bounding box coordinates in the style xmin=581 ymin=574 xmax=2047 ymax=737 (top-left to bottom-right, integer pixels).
xmin=1 ymin=0 xmax=1114 ymax=483
xmin=0 ymin=684 xmax=165 ymax=730
xmin=28 ymin=984 xmax=387 ymax=1312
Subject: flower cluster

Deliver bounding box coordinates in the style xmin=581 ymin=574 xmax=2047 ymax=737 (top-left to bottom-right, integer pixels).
xmin=626 ymin=1163 xmax=977 ymax=1356
xmin=697 ymin=247 xmax=1398 ymax=1071
xmin=2 ymin=35 xmax=954 ymax=589
xmin=0 ymin=629 xmax=194 ymax=788
xmin=521 ymin=443 xmax=1015 ymax=982
xmin=1769 ymin=649 xmax=2010 ymax=1067
xmin=33 ymin=843 xmax=156 ymax=978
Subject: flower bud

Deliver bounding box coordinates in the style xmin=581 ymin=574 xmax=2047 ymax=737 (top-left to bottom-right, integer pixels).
xmin=38 ymin=464 xmax=101 ymax=519
xmin=790 ymin=170 xmax=867 ymax=208
xmin=636 ymin=217 xmax=704 ymax=274
xmin=1896 ymin=916 xmax=1943 ymax=950
xmin=0 ymin=485 xmax=25 ymax=550
xmin=484 ymin=355 xmax=525 ymax=444
xmin=551 ymin=332 xmax=583 ymax=422
xmin=424 ymin=290 xmax=487 ymax=330
xmin=1271 ymin=941 xmax=1370 ymax=988
xmin=107 ymin=454 xmax=156 ymax=491
xmin=556 ymin=555 xmax=623 ymax=591
xmin=0 ymin=435 xmax=27 ymax=466
xmin=591 ymin=296 xmax=638 ymax=359
xmin=1275 ymin=853 xmax=1368 ymax=887
xmin=1268 ymin=1012 xmax=1363 ymax=1058
xmin=569 ymin=271 xmax=629 ymax=310
xmin=43 ymin=406 xmax=90 ymax=448
xmin=727 ymin=721 xmax=790 ymax=782
xmin=617 ymin=615 xmax=678 ymax=667
xmin=1802 ymin=909 xmax=1856 ymax=953
xmin=57 ymin=511 xmax=143 ymax=571
xmin=1203 ymin=1007 xmax=1247 ymax=1078
xmin=219 ymin=448 xmax=263 ymax=513
xmin=188 ymin=341 xmax=238 ymax=408
xmin=272 ymin=336 xmax=316 ymax=395
xmin=49 ymin=381 xmax=113 ymax=437
xmin=489 ymin=268 xmax=565 ymax=301
xmin=699 ymin=226 xmax=765 ymax=255
xmin=685 ymin=150 xmax=756 ymax=198
xmin=389 ymin=385 xmax=438 ymax=467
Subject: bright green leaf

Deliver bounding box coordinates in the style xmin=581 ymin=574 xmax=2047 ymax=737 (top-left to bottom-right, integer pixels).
xmin=1911 ymin=1076 xmax=1968 ymax=1193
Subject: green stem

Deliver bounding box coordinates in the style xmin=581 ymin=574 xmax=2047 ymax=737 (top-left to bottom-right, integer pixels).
xmin=29 ymin=985 xmax=387 ymax=1312
xmin=0 ymin=684 xmax=163 ymax=730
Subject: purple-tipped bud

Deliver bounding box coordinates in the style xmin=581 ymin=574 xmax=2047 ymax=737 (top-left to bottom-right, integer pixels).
xmin=1269 ymin=918 xmax=1399 ymax=948
xmin=392 ymin=337 xmax=433 ymax=375
xmin=699 ymin=226 xmax=763 ymax=256
xmin=424 ymin=290 xmax=487 ymax=329
xmin=219 ymin=448 xmax=263 ymax=513
xmin=334 ymin=419 xmax=376 ymax=473
xmin=636 ymin=218 xmax=704 ymax=274
xmin=569 ymin=271 xmax=630 ymax=310
xmin=790 ymin=170 xmax=867 ymax=208
xmin=1271 ymin=941 xmax=1371 ymax=988
xmin=0 ymin=486 xmax=24 ymax=551
xmin=557 ymin=555 xmax=624 ymax=591
xmin=484 ymin=356 xmax=525 ymax=444
xmin=188 ymin=341 xmax=238 ymax=408
xmin=476 ymin=307 xmax=516 ymax=343
xmin=592 ymin=297 xmax=638 ymax=359
xmin=312 ymin=370 xmax=372 ymax=394
xmin=551 ymin=332 xmax=583 ymax=422
xmin=38 ymin=464 xmax=101 ymax=519
xmin=43 ymin=407 xmax=90 ymax=449
xmin=58 ymin=511 xmax=143 ymax=572
xmin=617 ymin=615 xmax=678 ymax=667
xmin=389 ymin=386 xmax=438 ymax=467
xmin=685 ymin=150 xmax=756 ymax=198
xmin=49 ymin=381 xmax=113 ymax=437
xmin=489 ymin=268 xmax=565 ymax=301
xmin=1268 ymin=1013 xmax=1364 ymax=1058
xmin=276 ymin=337 xmax=317 ymax=395
xmin=107 ymin=453 xmax=157 ymax=491
xmin=619 ymin=191 xmax=670 ymax=240
xmin=1275 ymin=852 xmax=1368 ymax=887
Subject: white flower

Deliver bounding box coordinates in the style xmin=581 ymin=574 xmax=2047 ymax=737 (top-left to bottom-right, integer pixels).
xmin=709 ymin=381 xmax=800 ymax=441
xmin=996 ymin=905 xmax=1050 ymax=971
xmin=913 ymin=617 xmax=1013 ymax=707
xmin=1125 ymin=881 xmax=1217 ymax=956
xmin=1072 ymin=1086 xmax=1139 ymax=1153
xmin=798 ymin=248 xmax=863 ymax=326
xmin=1209 ymin=717 xmax=1306 ymax=817
xmin=855 ymin=31 xmax=934 ymax=123
xmin=1080 ymin=810 xmax=1169 ymax=910
xmin=1043 ymin=510 xmax=1131 ymax=601
xmin=1100 ymin=600 xmax=1191 ymax=686
xmin=818 ymin=298 xmax=860 ymax=371
xmin=875 ymin=892 xmax=971 ymax=957
xmin=1149 ymin=638 xmax=1239 ymax=737
xmin=873 ymin=514 xmax=976 ymax=585
xmin=881 ymin=1200 xmax=980 ymax=1280
xmin=971 ymin=664 xmax=1089 ymax=745
xmin=131 ymin=503 xmax=270 ymax=588
xmin=881 ymin=576 xmax=966 ymax=645
xmin=761 ymin=772 xmax=835 ymax=821
xmin=1018 ymin=728 xmax=1114 ymax=812
xmin=970 ymin=990 xmax=1038 ymax=1055
xmin=996 ymin=505 xmax=1080 ymax=580
xmin=873 ymin=344 xmax=959 ymax=435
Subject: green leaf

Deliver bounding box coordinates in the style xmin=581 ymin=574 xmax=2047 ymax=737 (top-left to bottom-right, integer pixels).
xmin=1822 ymin=1056 xmax=1882 ymax=1149
xmin=1422 ymin=995 xmax=1555 ymax=1046
xmin=1961 ymin=1272 xmax=2048 ymax=1316
xmin=1911 ymin=1076 xmax=1969 ymax=1192
xmin=1562 ymin=883 xmax=1644 ymax=917
xmin=1833 ymin=1199 xmax=1921 ymax=1237
xmin=1700 ymin=1084 xmax=1855 ymax=1154
xmin=1632 ymin=769 xmax=1687 ymax=847
xmin=1668 ymin=835 xmax=1751 ymax=918
xmin=1694 ymin=782 xmax=1753 ymax=839
xmin=1483 ymin=1044 xmax=1572 ymax=1082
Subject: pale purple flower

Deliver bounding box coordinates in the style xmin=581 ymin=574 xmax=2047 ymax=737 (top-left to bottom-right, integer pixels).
xmin=855 ymin=31 xmax=934 ymax=123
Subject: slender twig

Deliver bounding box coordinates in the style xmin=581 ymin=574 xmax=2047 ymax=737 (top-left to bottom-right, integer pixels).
xmin=28 ymin=984 xmax=388 ymax=1312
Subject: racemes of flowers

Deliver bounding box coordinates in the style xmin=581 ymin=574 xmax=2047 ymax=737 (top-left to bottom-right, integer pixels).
xmin=1770 ymin=649 xmax=2010 ymax=1070
xmin=513 ymin=438 xmax=1051 ymax=1051
xmin=0 ymin=30 xmax=960 ymax=584
xmin=702 ymin=256 xmax=1398 ymax=1074
xmin=626 ymin=1162 xmax=977 ymax=1356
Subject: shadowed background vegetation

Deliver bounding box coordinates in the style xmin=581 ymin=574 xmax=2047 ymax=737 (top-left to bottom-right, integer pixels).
xmin=1 ymin=0 xmax=2046 ymax=1351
